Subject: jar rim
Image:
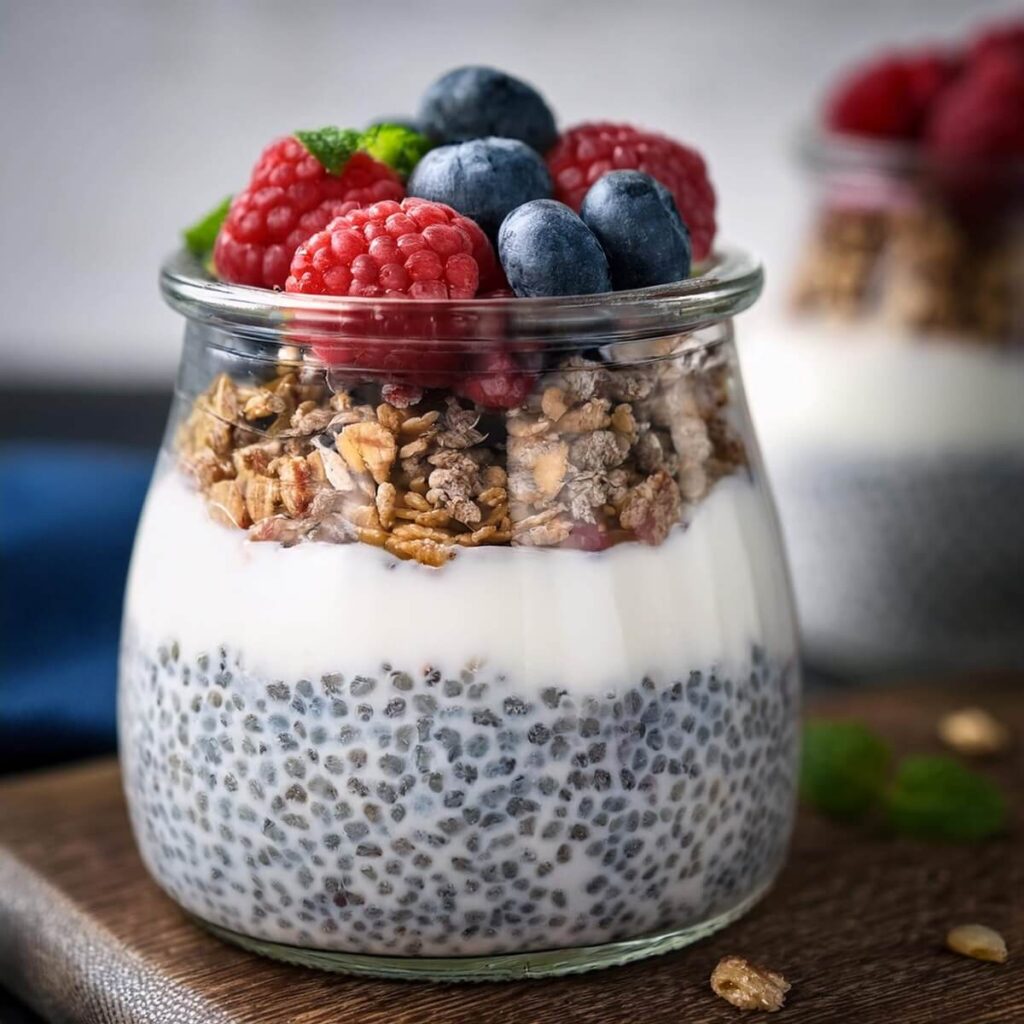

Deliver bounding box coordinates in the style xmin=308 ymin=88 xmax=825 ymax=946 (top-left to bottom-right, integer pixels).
xmin=159 ymin=246 xmax=763 ymax=349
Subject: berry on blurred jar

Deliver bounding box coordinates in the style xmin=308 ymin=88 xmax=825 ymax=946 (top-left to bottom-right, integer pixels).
xmin=968 ymin=18 xmax=1024 ymax=67
xmin=824 ymin=50 xmax=961 ymax=141
xmin=926 ymin=52 xmax=1024 ymax=161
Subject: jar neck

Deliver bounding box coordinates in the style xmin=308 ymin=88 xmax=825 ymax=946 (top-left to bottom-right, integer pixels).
xmin=799 ymin=128 xmax=1024 ymax=229
xmin=791 ymin=129 xmax=1024 ymax=343
xmin=160 ymin=246 xmax=763 ymax=362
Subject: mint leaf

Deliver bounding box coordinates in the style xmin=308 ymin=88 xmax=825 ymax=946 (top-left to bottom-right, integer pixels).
xmin=885 ymin=755 xmax=1006 ymax=842
xmin=800 ymin=720 xmax=891 ymax=820
xmin=360 ymin=123 xmax=432 ymax=177
xmin=183 ymin=196 xmax=232 ymax=257
xmin=294 ymin=126 xmax=361 ymax=175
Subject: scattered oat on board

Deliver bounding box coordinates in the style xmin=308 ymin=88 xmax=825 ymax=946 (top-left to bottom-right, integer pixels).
xmin=710 ymin=955 xmax=791 ymax=1013
xmin=937 ymin=707 xmax=1011 ymax=758
xmin=946 ymin=924 xmax=1008 ymax=964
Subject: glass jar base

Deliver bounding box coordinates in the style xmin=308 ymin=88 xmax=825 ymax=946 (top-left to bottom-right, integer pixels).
xmin=191 ymin=879 xmax=774 ymax=982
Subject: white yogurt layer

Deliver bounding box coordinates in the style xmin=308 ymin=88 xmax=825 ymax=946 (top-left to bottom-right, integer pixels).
xmin=124 ymin=470 xmax=795 ymax=692
xmin=741 ymin=320 xmax=1024 ymax=460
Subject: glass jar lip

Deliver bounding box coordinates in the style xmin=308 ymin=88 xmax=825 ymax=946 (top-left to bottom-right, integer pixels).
xmin=159 ymin=246 xmax=763 ymax=349
xmin=798 ymin=124 xmax=1024 ymax=179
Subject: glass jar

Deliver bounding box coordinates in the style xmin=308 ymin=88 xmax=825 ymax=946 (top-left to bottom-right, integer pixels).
xmin=743 ymin=132 xmax=1024 ymax=676
xmin=119 ymin=248 xmax=799 ymax=980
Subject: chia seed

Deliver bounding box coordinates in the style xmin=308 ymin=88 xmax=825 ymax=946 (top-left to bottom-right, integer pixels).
xmin=120 ymin=636 xmax=798 ymax=957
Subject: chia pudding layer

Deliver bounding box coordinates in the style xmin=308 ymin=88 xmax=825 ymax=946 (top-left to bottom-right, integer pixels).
xmin=119 ymin=470 xmax=798 ymax=957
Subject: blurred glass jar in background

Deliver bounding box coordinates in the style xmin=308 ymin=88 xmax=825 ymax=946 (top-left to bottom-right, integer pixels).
xmin=744 ymin=130 xmax=1024 ymax=676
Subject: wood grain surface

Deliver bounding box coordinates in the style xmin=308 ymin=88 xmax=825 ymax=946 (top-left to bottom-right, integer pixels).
xmin=1 ymin=681 xmax=1021 ymax=1024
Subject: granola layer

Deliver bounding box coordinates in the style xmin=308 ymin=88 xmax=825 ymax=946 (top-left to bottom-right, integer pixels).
xmin=176 ymin=345 xmax=746 ymax=565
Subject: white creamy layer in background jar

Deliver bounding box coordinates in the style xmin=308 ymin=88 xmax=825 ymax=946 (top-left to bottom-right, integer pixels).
xmin=742 ymin=321 xmax=1024 ymax=674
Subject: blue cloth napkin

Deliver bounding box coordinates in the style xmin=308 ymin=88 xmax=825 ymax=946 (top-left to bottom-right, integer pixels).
xmin=1 ymin=444 xmax=154 ymax=771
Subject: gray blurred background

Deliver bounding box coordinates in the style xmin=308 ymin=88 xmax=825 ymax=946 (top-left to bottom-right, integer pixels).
xmin=1 ymin=0 xmax=1019 ymax=386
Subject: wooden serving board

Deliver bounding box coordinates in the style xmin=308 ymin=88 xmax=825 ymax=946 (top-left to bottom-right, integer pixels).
xmin=1 ymin=681 xmax=1022 ymax=1024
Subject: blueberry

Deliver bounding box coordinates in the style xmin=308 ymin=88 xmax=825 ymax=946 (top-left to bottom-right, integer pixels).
xmin=498 ymin=200 xmax=611 ymax=297
xmin=580 ymin=171 xmax=692 ymax=290
xmin=418 ymin=66 xmax=557 ymax=153
xmin=407 ymin=138 xmax=551 ymax=239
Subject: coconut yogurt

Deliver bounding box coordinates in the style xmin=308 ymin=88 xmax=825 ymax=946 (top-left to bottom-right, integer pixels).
xmin=125 ymin=470 xmax=796 ymax=691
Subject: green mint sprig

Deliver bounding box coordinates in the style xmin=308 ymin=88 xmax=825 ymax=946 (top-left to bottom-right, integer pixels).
xmin=183 ymin=196 xmax=232 ymax=257
xmin=294 ymin=127 xmax=362 ymax=175
xmin=800 ymin=719 xmax=1008 ymax=842
xmin=359 ymin=123 xmax=432 ymax=178
xmin=296 ymin=123 xmax=431 ymax=178
xmin=801 ymin=720 xmax=891 ymax=820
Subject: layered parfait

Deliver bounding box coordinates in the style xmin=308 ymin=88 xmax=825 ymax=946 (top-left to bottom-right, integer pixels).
xmin=742 ymin=19 xmax=1024 ymax=673
xmin=120 ymin=66 xmax=799 ymax=975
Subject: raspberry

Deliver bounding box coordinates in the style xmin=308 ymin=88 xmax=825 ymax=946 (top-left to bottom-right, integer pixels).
xmin=905 ymin=50 xmax=962 ymax=117
xmin=968 ymin=19 xmax=1024 ymax=67
xmin=546 ymin=124 xmax=716 ymax=261
xmin=286 ymin=198 xmax=482 ymax=299
xmin=825 ymin=50 xmax=959 ymax=141
xmin=380 ymin=383 xmax=424 ymax=409
xmin=926 ymin=55 xmax=1024 ymax=161
xmin=456 ymin=212 xmax=507 ymax=293
xmin=214 ymin=137 xmax=404 ymax=289
xmin=561 ymin=522 xmax=613 ymax=552
xmin=456 ymin=350 xmax=533 ymax=410
xmin=286 ymin=198 xmax=490 ymax=387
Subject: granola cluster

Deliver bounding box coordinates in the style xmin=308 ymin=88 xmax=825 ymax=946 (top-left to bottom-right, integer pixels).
xmin=792 ymin=203 xmax=1022 ymax=342
xmin=176 ymin=344 xmax=746 ymax=565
